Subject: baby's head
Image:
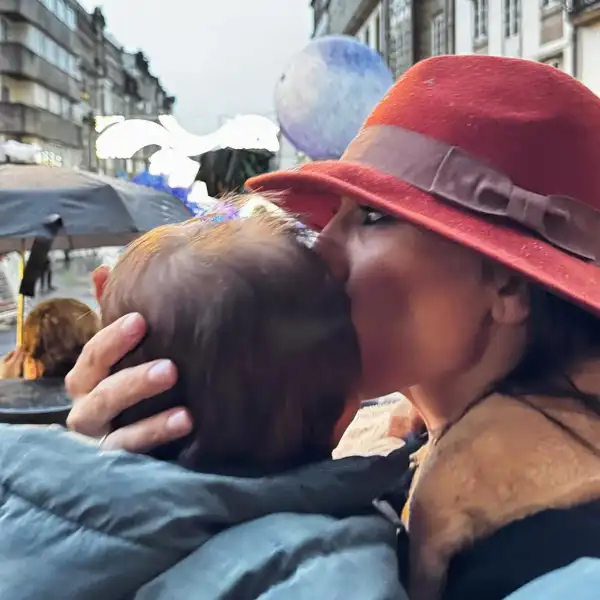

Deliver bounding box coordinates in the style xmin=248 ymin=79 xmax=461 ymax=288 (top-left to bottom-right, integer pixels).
xmin=100 ymin=207 xmax=361 ymax=472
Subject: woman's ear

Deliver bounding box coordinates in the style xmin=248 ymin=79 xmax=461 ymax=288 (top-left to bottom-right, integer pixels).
xmin=486 ymin=264 xmax=530 ymax=326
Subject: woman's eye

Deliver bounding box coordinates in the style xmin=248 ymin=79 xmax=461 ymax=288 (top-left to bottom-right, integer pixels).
xmin=361 ymin=208 xmax=395 ymax=226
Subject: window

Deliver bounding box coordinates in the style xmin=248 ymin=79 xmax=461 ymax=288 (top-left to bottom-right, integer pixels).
xmin=474 ymin=0 xmax=488 ymax=41
xmin=431 ymin=12 xmax=446 ymax=56
xmin=389 ymin=0 xmax=413 ymax=77
xmin=1 ymin=86 xmax=10 ymax=103
xmin=34 ymin=84 xmax=49 ymax=110
xmin=375 ymin=13 xmax=381 ymax=53
xmin=56 ymin=0 xmax=66 ymax=23
xmin=58 ymin=47 xmax=68 ymax=71
xmin=61 ymin=97 xmax=71 ymax=119
xmin=66 ymin=7 xmax=76 ymax=30
xmin=29 ymin=27 xmax=43 ymax=54
xmin=42 ymin=0 xmax=77 ymax=30
xmin=0 ymin=19 xmax=7 ymax=42
xmin=26 ymin=26 xmax=76 ymax=76
xmin=364 ymin=25 xmax=371 ymax=48
xmin=504 ymin=0 xmax=520 ymax=38
xmin=48 ymin=90 xmax=61 ymax=115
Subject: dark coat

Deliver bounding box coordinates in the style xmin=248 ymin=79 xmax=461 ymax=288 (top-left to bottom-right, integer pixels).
xmin=401 ymin=394 xmax=600 ymax=600
xmin=443 ymin=500 xmax=600 ymax=600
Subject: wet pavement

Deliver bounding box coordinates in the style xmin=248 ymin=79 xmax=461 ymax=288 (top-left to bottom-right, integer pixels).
xmin=0 ymin=254 xmax=103 ymax=356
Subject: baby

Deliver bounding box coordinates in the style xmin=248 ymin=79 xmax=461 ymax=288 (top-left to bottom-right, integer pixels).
xmin=100 ymin=202 xmax=362 ymax=473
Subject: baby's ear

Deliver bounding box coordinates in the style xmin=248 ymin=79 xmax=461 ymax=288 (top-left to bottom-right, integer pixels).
xmin=92 ymin=266 xmax=111 ymax=302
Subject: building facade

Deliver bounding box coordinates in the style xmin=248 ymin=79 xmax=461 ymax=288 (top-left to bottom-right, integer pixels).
xmin=0 ymin=0 xmax=82 ymax=167
xmin=0 ymin=1 xmax=174 ymax=174
xmin=568 ymin=1 xmax=600 ymax=96
xmin=320 ymin=0 xmax=454 ymax=79
xmin=311 ymin=0 xmax=331 ymax=37
xmin=455 ymin=0 xmax=573 ymax=74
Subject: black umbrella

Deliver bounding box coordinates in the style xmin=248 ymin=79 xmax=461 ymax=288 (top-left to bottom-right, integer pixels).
xmin=0 ymin=164 xmax=193 ymax=253
xmin=0 ymin=164 xmax=194 ymax=344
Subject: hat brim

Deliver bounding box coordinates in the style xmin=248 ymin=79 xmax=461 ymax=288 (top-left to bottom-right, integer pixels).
xmin=247 ymin=161 xmax=600 ymax=316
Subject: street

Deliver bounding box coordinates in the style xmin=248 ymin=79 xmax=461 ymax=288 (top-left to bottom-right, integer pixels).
xmin=0 ymin=254 xmax=102 ymax=356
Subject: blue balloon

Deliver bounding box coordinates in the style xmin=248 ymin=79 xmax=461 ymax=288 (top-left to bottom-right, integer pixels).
xmin=275 ymin=35 xmax=393 ymax=161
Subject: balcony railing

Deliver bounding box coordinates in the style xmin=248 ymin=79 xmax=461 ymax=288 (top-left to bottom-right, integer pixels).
xmin=0 ymin=42 xmax=79 ymax=100
xmin=0 ymin=102 xmax=81 ymax=147
xmin=567 ymin=0 xmax=600 ymax=15
xmin=0 ymin=0 xmax=77 ymax=48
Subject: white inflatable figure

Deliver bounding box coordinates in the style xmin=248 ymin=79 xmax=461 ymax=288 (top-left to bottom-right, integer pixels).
xmin=187 ymin=181 xmax=219 ymax=214
xmin=147 ymin=148 xmax=200 ymax=189
xmin=96 ymin=114 xmax=281 ymax=189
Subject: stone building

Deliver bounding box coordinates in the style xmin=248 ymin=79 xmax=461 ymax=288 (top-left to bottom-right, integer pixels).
xmin=316 ymin=0 xmax=454 ymax=79
xmin=76 ymin=6 xmax=174 ymax=176
xmin=0 ymin=0 xmax=82 ymax=167
xmin=455 ymin=1 xmax=573 ymax=73
xmin=454 ymin=1 xmax=600 ymax=97
xmin=0 ymin=1 xmax=174 ymax=174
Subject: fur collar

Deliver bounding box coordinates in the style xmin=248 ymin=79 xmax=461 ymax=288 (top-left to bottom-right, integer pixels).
xmin=405 ymin=394 xmax=600 ymax=600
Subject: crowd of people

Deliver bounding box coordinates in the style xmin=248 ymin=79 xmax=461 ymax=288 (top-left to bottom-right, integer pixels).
xmin=0 ymin=54 xmax=599 ymax=599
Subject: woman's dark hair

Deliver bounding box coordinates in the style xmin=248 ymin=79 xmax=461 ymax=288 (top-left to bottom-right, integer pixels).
xmin=101 ymin=209 xmax=360 ymax=472
xmin=485 ymin=262 xmax=600 ymax=455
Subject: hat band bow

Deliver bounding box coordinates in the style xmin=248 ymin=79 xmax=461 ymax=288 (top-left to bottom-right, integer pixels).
xmin=343 ymin=125 xmax=600 ymax=264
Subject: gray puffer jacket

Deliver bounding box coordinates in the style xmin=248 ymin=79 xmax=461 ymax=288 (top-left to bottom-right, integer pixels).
xmin=0 ymin=425 xmax=409 ymax=600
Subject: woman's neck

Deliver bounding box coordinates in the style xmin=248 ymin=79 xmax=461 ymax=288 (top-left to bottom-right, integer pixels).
xmin=409 ymin=327 xmax=527 ymax=437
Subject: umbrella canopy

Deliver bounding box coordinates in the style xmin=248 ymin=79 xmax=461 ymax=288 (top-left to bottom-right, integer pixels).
xmin=0 ymin=165 xmax=193 ymax=252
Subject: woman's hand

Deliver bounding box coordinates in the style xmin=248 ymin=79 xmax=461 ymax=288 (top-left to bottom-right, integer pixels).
xmin=65 ymin=313 xmax=192 ymax=452
xmin=0 ymin=347 xmax=24 ymax=379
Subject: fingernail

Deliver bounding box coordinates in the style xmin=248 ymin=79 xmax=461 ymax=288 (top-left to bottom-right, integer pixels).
xmin=148 ymin=359 xmax=174 ymax=382
xmin=167 ymin=410 xmax=192 ymax=433
xmin=121 ymin=313 xmax=142 ymax=333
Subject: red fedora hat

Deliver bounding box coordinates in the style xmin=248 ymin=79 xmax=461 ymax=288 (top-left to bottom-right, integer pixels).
xmin=247 ymin=55 xmax=600 ymax=315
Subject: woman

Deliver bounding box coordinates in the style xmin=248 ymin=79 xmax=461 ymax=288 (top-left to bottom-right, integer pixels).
xmin=66 ymin=55 xmax=600 ymax=598
xmin=0 ymin=298 xmax=99 ymax=424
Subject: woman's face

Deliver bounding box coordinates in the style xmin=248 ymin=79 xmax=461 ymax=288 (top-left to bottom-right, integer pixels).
xmin=315 ymin=198 xmax=500 ymax=400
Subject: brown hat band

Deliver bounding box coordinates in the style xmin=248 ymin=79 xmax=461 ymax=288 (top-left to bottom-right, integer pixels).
xmin=343 ymin=125 xmax=600 ymax=264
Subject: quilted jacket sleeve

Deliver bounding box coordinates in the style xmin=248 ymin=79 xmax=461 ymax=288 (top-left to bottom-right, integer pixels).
xmin=135 ymin=512 xmax=408 ymax=600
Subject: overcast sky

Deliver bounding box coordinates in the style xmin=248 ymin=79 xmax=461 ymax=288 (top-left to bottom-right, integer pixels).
xmin=78 ymin=0 xmax=312 ymax=134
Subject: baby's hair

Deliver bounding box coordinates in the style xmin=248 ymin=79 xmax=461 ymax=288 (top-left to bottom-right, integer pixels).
xmin=101 ymin=200 xmax=360 ymax=472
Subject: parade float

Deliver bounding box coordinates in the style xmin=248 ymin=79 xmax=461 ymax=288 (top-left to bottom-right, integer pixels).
xmin=95 ymin=113 xmax=282 ymax=217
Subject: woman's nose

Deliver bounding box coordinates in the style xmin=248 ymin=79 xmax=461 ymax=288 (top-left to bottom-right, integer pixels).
xmin=314 ymin=233 xmax=350 ymax=282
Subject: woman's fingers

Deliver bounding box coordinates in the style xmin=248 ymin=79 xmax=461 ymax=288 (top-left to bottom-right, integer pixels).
xmin=65 ymin=311 xmax=192 ymax=453
xmin=65 ymin=313 xmax=146 ymax=398
xmin=100 ymin=407 xmax=193 ymax=453
xmin=67 ymin=358 xmax=179 ymax=439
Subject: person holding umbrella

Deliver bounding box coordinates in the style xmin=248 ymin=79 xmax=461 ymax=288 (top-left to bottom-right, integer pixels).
xmin=38 ymin=255 xmax=55 ymax=294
